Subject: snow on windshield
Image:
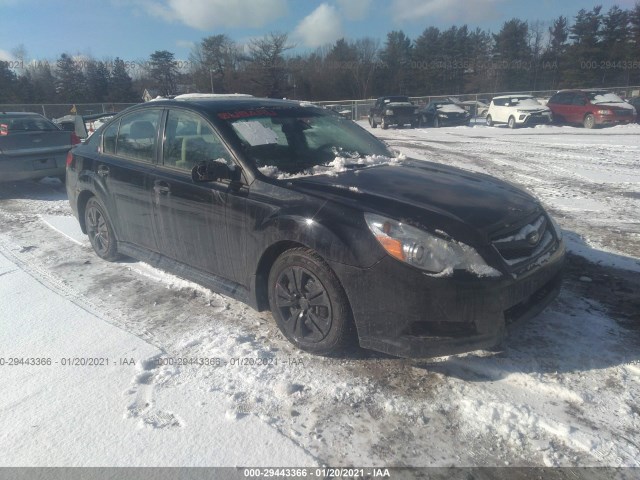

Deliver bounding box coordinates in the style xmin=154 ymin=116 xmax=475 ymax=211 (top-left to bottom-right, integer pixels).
xmin=592 ymin=93 xmax=624 ymax=104
xmin=258 ymin=153 xmax=405 ymax=180
xmin=437 ymin=103 xmax=466 ymax=113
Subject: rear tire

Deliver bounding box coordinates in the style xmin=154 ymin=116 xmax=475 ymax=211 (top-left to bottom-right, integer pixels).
xmin=268 ymin=248 xmax=355 ymax=355
xmin=84 ymin=197 xmax=120 ymax=261
xmin=486 ymin=115 xmax=493 ymax=127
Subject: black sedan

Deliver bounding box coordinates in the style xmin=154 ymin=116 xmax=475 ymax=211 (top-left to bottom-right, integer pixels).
xmin=419 ymin=100 xmax=471 ymax=127
xmin=66 ymin=96 xmax=564 ymax=358
xmin=628 ymin=97 xmax=640 ymax=123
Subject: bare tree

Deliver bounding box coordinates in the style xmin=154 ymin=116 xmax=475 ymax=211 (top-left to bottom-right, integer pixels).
xmin=247 ymin=33 xmax=294 ymax=98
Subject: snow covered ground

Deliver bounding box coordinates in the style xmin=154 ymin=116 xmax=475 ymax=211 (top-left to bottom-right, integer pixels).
xmin=0 ymin=122 xmax=639 ymax=469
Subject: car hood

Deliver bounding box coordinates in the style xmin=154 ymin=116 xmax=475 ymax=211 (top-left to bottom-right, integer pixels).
xmin=512 ymin=105 xmax=550 ymax=113
xmin=288 ymin=160 xmax=540 ymax=233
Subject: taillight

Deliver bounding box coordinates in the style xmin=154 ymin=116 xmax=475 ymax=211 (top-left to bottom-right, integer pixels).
xmin=71 ymin=132 xmax=81 ymax=145
xmin=66 ymin=151 xmax=74 ymax=168
xmin=0 ymin=124 xmax=8 ymax=136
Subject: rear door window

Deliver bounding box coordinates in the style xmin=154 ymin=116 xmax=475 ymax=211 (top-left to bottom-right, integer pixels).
xmin=115 ymin=110 xmax=161 ymax=162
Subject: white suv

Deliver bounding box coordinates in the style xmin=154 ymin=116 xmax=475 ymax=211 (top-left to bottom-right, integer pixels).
xmin=486 ymin=95 xmax=553 ymax=128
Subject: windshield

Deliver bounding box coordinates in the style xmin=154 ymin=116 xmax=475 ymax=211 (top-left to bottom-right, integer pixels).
xmin=587 ymin=92 xmax=625 ymax=104
xmin=220 ymin=106 xmax=394 ymax=175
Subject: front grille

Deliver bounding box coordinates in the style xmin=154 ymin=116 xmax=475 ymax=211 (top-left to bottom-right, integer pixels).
xmin=616 ymin=110 xmax=632 ymax=116
xmin=493 ymin=216 xmax=547 ymax=260
xmin=492 ymin=215 xmax=557 ymax=272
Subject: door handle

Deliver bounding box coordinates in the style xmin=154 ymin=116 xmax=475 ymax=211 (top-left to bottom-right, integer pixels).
xmin=153 ymin=180 xmax=170 ymax=194
xmin=97 ymin=165 xmax=110 ymax=177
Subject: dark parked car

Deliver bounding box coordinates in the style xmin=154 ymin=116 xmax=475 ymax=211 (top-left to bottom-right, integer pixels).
xmin=67 ymin=97 xmax=565 ymax=358
xmin=1 ymin=112 xmax=79 ymax=182
xmin=369 ymin=96 xmax=419 ymax=129
xmin=54 ymin=112 xmax=117 ymax=141
xmin=547 ymin=89 xmax=637 ymax=128
xmin=419 ymin=100 xmax=471 ymax=127
xmin=628 ymin=97 xmax=640 ymax=123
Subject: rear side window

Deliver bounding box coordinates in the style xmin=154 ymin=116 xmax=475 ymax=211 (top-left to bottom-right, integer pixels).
xmin=115 ymin=110 xmax=161 ymax=162
xmin=102 ymin=121 xmax=119 ymax=154
xmin=163 ymin=109 xmax=233 ymax=171
xmin=0 ymin=115 xmax=59 ymax=133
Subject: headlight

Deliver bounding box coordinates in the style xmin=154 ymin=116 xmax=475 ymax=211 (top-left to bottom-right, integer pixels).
xmin=597 ymin=109 xmax=612 ymax=115
xmin=364 ymin=213 xmax=501 ymax=277
xmin=438 ymin=113 xmax=447 ymax=118
xmin=385 ymin=109 xmax=394 ymax=115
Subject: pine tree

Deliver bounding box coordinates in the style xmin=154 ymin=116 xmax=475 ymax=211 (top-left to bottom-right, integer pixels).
xmin=149 ymin=50 xmax=179 ymax=96
xmin=378 ymin=31 xmax=413 ymax=94
xmin=492 ymin=19 xmax=531 ymax=91
xmin=0 ymin=61 xmax=18 ymax=103
xmin=566 ymin=6 xmax=603 ymax=86
xmin=55 ymin=53 xmax=86 ymax=103
xmin=108 ymin=57 xmax=136 ymax=102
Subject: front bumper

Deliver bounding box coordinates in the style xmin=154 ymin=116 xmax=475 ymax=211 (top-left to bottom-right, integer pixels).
xmin=595 ymin=114 xmax=636 ymax=125
xmin=520 ymin=113 xmax=553 ymax=126
xmin=331 ymin=240 xmax=565 ymax=358
xmin=384 ymin=115 xmax=418 ymax=126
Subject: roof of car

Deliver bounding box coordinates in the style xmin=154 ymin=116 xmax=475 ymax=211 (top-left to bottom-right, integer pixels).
xmin=555 ymin=89 xmax=608 ymax=93
xmin=132 ymin=97 xmax=320 ymax=114
xmin=492 ymin=94 xmax=534 ymax=99
xmin=0 ymin=111 xmax=45 ymax=117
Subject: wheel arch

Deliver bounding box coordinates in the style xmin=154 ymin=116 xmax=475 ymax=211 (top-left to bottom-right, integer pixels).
xmin=253 ymin=240 xmax=308 ymax=312
xmin=76 ymin=190 xmax=95 ymax=234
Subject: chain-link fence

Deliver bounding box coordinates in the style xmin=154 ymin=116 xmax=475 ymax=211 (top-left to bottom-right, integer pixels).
xmin=315 ymin=85 xmax=640 ymax=121
xmin=4 ymin=85 xmax=639 ymax=122
xmin=0 ymin=103 xmax=137 ymax=120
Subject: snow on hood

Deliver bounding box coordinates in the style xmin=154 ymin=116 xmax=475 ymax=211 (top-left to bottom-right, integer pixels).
xmin=513 ymin=98 xmax=544 ymax=107
xmin=437 ymin=104 xmax=466 ymax=114
xmin=598 ymin=102 xmax=635 ymax=110
xmin=258 ymin=153 xmax=406 ymax=180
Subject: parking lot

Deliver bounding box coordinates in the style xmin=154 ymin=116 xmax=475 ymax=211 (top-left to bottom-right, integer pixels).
xmin=1 ymin=122 xmax=639 ymax=467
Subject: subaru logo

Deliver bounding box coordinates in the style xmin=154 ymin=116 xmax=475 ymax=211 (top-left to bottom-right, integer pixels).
xmin=526 ymin=231 xmax=540 ymax=245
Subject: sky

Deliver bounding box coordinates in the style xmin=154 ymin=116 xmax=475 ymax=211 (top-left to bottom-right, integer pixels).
xmin=0 ymin=0 xmax=635 ymax=66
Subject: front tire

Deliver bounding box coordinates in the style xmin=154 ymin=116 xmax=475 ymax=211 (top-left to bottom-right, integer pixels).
xmin=381 ymin=117 xmax=388 ymax=129
xmin=369 ymin=116 xmax=377 ymax=128
xmin=85 ymin=197 xmax=120 ymax=261
xmin=508 ymin=116 xmax=516 ymax=129
xmin=583 ymin=113 xmax=596 ymax=129
xmin=434 ymin=116 xmax=440 ymax=128
xmin=486 ymin=115 xmax=493 ymax=127
xmin=268 ymin=248 xmax=354 ymax=355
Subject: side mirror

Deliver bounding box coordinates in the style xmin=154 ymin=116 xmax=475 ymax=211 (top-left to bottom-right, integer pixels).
xmin=192 ymin=160 xmax=233 ymax=183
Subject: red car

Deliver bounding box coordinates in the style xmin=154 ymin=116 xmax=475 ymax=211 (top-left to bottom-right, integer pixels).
xmin=547 ymin=89 xmax=637 ymax=128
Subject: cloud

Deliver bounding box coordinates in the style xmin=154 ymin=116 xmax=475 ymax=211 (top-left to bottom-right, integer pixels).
xmin=122 ymin=0 xmax=288 ymax=29
xmin=391 ymin=0 xmax=503 ymax=23
xmin=293 ymin=3 xmax=344 ymax=48
xmin=336 ymin=0 xmax=372 ymax=20
xmin=0 ymin=49 xmax=14 ymax=62
xmin=176 ymin=40 xmax=195 ymax=49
